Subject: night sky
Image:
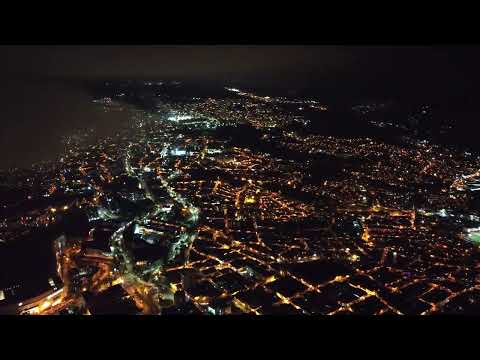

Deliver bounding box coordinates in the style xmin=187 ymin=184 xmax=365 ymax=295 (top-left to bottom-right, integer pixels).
xmin=1 ymin=45 xmax=480 ymax=169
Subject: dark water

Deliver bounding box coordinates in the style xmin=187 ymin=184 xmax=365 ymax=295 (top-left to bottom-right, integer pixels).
xmin=0 ymin=80 xmax=129 ymax=170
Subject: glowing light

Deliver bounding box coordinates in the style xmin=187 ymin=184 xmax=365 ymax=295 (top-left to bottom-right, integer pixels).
xmin=171 ymin=149 xmax=187 ymax=156
xmin=39 ymin=301 xmax=51 ymax=311
xmin=168 ymin=115 xmax=193 ymax=122
xmin=362 ymin=227 xmax=371 ymax=244
xmin=111 ymin=278 xmax=124 ymax=286
xmin=465 ymin=228 xmax=480 ymax=245
xmin=264 ymin=275 xmax=276 ymax=284
xmin=349 ymin=254 xmax=360 ymax=262
xmin=244 ymin=196 xmax=256 ymax=205
xmin=276 ymin=292 xmax=290 ymax=304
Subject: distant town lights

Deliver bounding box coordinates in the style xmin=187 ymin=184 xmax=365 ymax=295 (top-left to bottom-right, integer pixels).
xmin=168 ymin=115 xmax=193 ymax=122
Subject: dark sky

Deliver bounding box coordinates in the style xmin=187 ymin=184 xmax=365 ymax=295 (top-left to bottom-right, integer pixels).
xmin=0 ymin=45 xmax=479 ymax=169
xmin=2 ymin=46 xmax=479 ymax=96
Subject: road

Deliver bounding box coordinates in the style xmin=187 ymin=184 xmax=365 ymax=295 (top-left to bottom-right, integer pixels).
xmin=110 ymin=132 xmax=201 ymax=314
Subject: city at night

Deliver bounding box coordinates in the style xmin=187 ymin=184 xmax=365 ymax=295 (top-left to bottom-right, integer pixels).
xmin=2 ymin=45 xmax=480 ymax=316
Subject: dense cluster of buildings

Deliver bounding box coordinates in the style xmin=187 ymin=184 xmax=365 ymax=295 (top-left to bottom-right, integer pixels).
xmin=1 ymin=82 xmax=480 ymax=315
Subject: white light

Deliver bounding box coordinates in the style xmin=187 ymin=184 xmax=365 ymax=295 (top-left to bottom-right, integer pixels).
xmin=171 ymin=149 xmax=187 ymax=156
xmin=168 ymin=115 xmax=193 ymax=122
